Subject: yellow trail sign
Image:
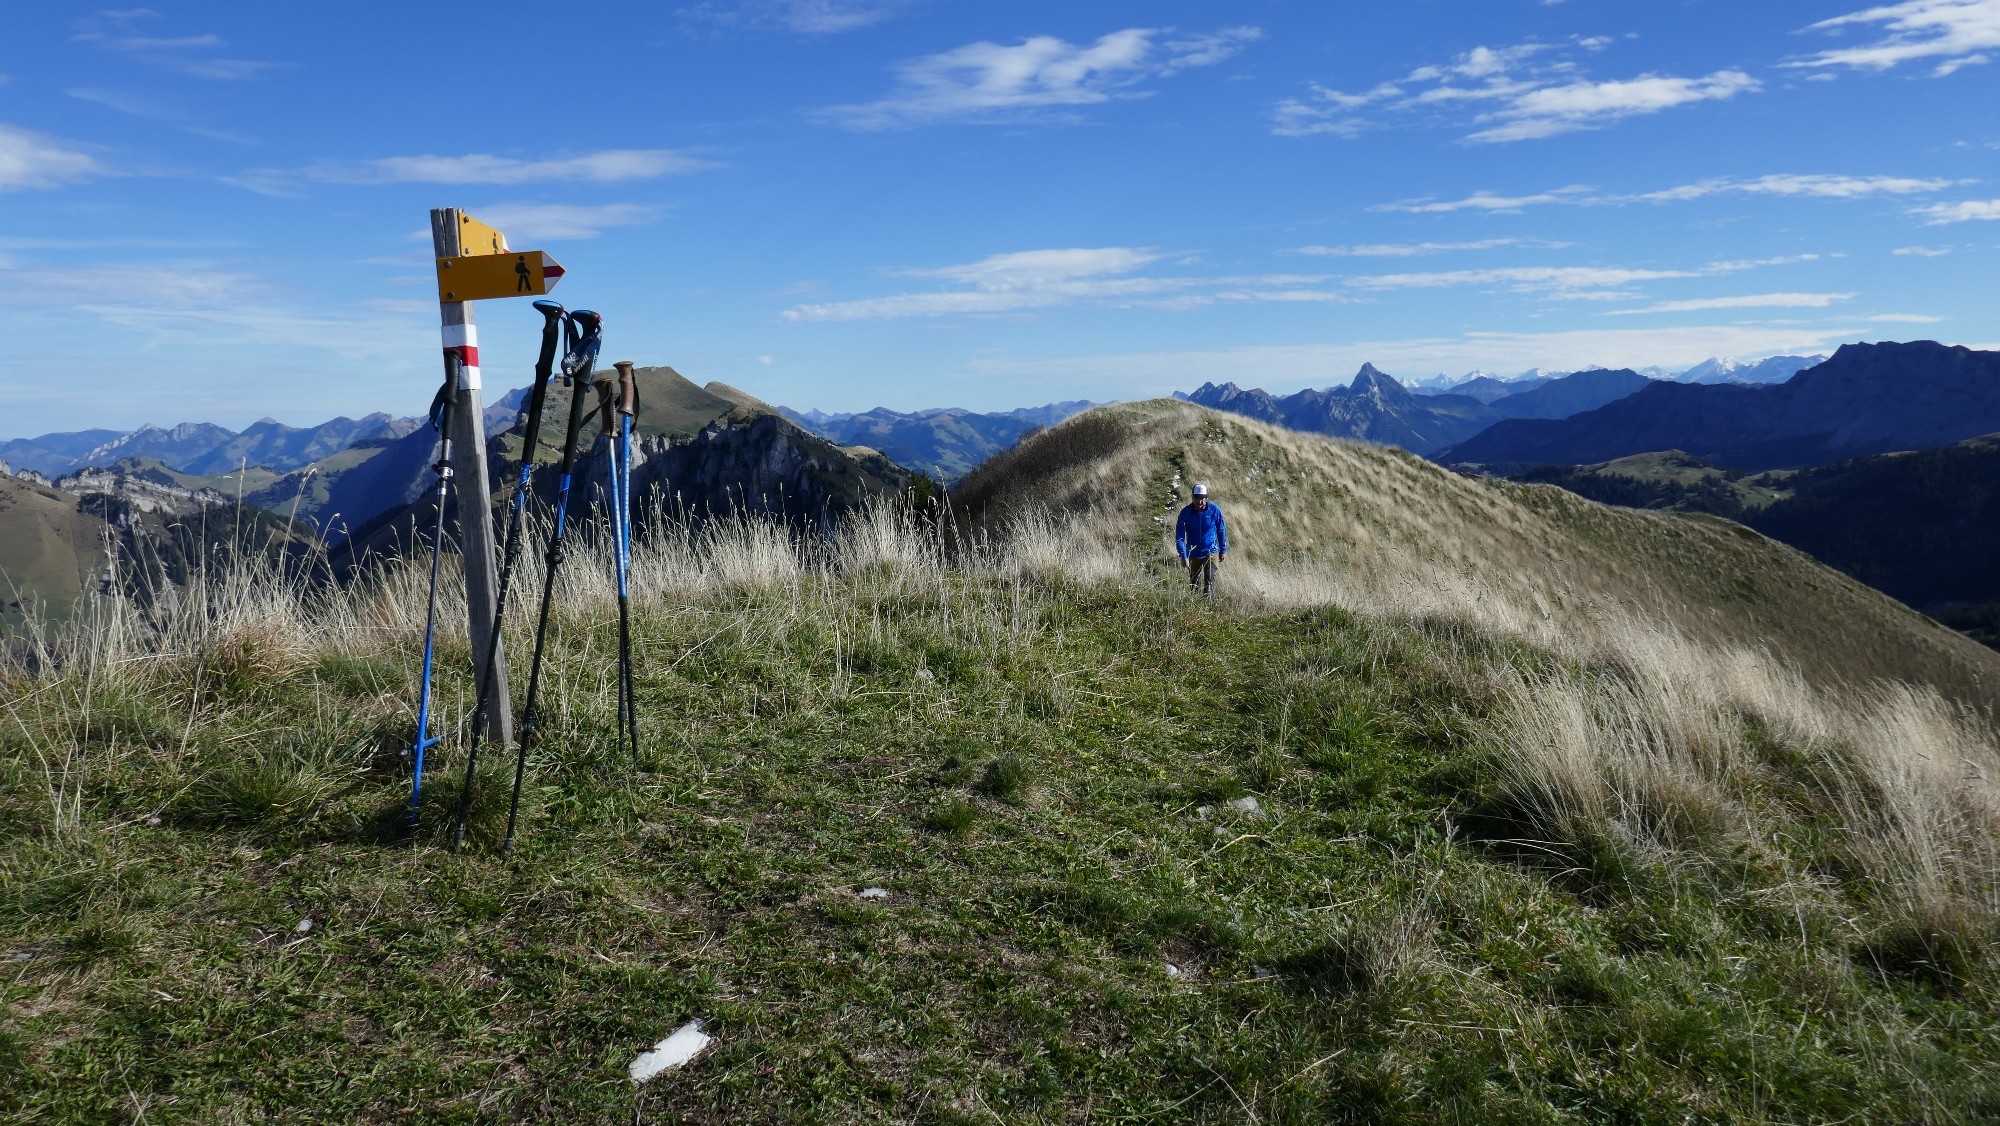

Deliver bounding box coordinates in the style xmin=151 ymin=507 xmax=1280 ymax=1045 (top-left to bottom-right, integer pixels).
xmin=457 ymin=212 xmax=510 ymax=256
xmin=436 ymin=251 xmax=566 ymax=302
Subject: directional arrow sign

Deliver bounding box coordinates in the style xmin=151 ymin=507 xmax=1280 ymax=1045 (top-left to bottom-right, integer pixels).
xmin=435 ymin=251 xmax=566 ymax=302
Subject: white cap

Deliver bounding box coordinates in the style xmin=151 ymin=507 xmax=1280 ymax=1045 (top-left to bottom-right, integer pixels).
xmin=1191 ymin=482 xmax=1208 ymax=496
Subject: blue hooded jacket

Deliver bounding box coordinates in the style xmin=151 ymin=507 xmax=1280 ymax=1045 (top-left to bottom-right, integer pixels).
xmin=1176 ymin=501 xmax=1228 ymax=560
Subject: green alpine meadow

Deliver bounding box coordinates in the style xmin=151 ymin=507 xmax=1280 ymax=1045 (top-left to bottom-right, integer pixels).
xmin=6 ymin=404 xmax=1997 ymax=1122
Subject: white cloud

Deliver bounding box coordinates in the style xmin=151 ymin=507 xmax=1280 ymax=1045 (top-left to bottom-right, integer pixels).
xmin=1894 ymin=245 xmax=1954 ymax=255
xmin=679 ymin=0 xmax=908 ymax=33
xmin=1912 ymin=198 xmax=2000 ymax=222
xmin=1289 ymin=238 xmax=1563 ymax=257
xmin=791 ymin=247 xmax=1824 ymax=320
xmin=1162 ymin=26 xmax=1263 ymax=72
xmin=466 ymin=203 xmax=660 ymax=240
xmin=1373 ymin=186 xmax=1596 ymax=213
xmin=1347 ymin=265 xmax=1700 ymax=298
xmin=73 ymin=10 xmax=282 ymax=79
xmin=1634 ymin=173 xmax=1956 ymax=201
xmin=898 ymin=247 xmax=1166 ymax=285
xmin=782 ymin=246 xmax=1342 ymax=321
xmin=1867 ymin=312 xmax=1948 ymax=322
xmin=1276 ymin=38 xmax=1757 ymax=143
xmin=1791 ymin=0 xmax=2000 ymax=76
xmin=0 ymin=124 xmax=107 ymax=190
xmin=819 ymin=26 xmax=1257 ymax=129
xmin=1379 ymin=174 xmax=1956 ymax=213
xmin=68 ymin=87 xmax=250 ymax=144
xmin=1605 ymin=292 xmax=1856 ymax=315
xmin=1467 ymin=70 xmax=1758 ymax=142
xmin=308 ymin=149 xmax=716 ymax=185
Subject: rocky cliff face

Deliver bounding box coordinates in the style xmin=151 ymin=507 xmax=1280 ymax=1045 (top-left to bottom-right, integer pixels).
xmin=621 ymin=412 xmax=906 ymax=528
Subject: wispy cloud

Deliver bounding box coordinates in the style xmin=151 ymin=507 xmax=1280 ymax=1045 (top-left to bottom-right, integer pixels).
xmin=1373 ymin=186 xmax=1597 ymax=213
xmin=1605 ymin=292 xmax=1856 ymax=315
xmin=1866 ymin=312 xmax=1948 ymax=322
xmin=1289 ymin=238 xmax=1566 ymax=257
xmin=785 ymin=247 xmax=1818 ymax=320
xmin=0 ymin=123 xmax=108 ymax=190
xmin=1911 ymin=198 xmax=2000 ymax=222
xmin=782 ymin=246 xmax=1335 ymax=320
xmin=1377 ymin=174 xmax=1958 ymax=212
xmin=305 ymin=149 xmax=717 ymax=185
xmin=819 ymin=26 xmax=1259 ymax=129
xmin=1467 ymin=70 xmax=1759 ymax=142
xmin=679 ymin=0 xmax=911 ymax=34
xmin=1633 ymin=173 xmax=1962 ymax=201
xmin=67 ymin=87 xmax=250 ymax=143
xmin=1894 ymin=244 xmax=1954 ymax=255
xmin=1346 ymin=265 xmax=1701 ymax=299
xmin=73 ymin=10 xmax=284 ymax=80
xmin=1275 ymin=39 xmax=1757 ymax=143
xmin=463 ymin=202 xmax=661 ymax=240
xmin=1790 ymin=0 xmax=2000 ymax=76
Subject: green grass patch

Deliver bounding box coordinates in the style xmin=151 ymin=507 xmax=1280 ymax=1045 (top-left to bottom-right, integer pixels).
xmin=0 ymin=574 xmax=1994 ymax=1121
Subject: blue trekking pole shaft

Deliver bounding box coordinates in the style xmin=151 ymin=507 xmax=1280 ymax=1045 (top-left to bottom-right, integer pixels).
xmin=496 ymin=309 xmax=602 ymax=852
xmin=611 ymin=360 xmax=639 ymax=761
xmin=408 ymin=364 xmax=459 ymax=830
xmin=449 ymin=301 xmax=566 ymax=849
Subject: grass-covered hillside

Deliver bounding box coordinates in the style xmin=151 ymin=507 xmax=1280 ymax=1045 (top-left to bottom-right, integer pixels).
xmin=3 ymin=405 xmax=1998 ymax=1121
xmin=958 ymin=400 xmax=2000 ymax=712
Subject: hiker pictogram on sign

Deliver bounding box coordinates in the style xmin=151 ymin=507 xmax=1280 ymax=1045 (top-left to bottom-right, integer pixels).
xmin=515 ymin=257 xmax=532 ymax=292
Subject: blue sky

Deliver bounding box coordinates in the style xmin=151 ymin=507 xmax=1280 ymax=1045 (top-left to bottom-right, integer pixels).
xmin=3 ymin=0 xmax=1998 ymax=437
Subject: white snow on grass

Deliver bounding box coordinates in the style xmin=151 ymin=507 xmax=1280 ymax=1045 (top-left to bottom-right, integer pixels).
xmin=859 ymin=887 xmax=890 ymax=900
xmin=629 ymin=1021 xmax=712 ymax=1085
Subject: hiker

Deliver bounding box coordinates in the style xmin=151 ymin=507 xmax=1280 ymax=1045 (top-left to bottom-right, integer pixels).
xmin=1175 ymin=482 xmax=1228 ymax=595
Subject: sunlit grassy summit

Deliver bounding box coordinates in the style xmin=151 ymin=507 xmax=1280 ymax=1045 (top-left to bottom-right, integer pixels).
xmin=3 ymin=400 xmax=1997 ymax=1121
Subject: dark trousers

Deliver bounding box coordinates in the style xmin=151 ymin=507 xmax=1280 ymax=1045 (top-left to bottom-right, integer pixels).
xmin=1186 ymin=554 xmax=1216 ymax=595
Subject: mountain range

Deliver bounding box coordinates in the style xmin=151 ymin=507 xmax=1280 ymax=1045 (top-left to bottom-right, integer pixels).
xmin=1443 ymin=341 xmax=2000 ymax=471
xmin=1406 ymin=354 xmax=1821 ymax=395
xmin=1 ymin=413 xmax=422 ymax=479
xmin=777 ymin=401 xmax=1096 ymax=482
xmin=1179 ymin=364 xmax=1651 ymax=456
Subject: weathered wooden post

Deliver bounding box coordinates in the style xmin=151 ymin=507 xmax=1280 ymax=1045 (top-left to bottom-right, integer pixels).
xmin=430 ymin=207 xmax=512 ymax=745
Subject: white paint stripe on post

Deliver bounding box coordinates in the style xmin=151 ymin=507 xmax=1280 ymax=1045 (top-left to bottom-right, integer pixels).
xmin=441 ymin=324 xmax=481 ymax=389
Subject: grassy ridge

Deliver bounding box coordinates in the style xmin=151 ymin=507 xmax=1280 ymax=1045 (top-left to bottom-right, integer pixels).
xmin=4 ymin=524 xmax=1997 ymax=1121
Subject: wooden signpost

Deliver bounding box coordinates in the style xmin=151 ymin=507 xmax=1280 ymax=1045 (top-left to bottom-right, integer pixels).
xmin=429 ymin=208 xmax=567 ymax=745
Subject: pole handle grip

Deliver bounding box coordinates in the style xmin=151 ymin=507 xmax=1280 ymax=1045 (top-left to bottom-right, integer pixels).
xmin=592 ymin=375 xmax=616 ymax=437
xmin=613 ymin=361 xmax=638 ymax=418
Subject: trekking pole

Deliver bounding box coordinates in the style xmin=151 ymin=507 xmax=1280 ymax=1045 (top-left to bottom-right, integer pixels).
xmin=406 ymin=364 xmax=459 ymax=832
xmin=613 ymin=360 xmax=640 ymax=762
xmin=442 ymin=299 xmax=565 ymax=840
xmin=590 ymin=370 xmax=628 ymax=758
xmin=492 ymin=309 xmax=603 ymax=853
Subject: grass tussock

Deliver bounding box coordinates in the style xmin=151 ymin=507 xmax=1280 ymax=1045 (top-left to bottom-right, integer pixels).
xmin=3 ymin=409 xmax=1999 ymax=1121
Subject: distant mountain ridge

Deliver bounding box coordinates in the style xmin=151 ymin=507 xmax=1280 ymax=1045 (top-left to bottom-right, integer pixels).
xmin=777 ymin=400 xmax=1096 ymax=482
xmin=3 ymin=413 xmax=423 ymax=479
xmin=1180 ymin=365 xmax=1650 ymax=455
xmin=1443 ymin=341 xmax=2000 ymax=471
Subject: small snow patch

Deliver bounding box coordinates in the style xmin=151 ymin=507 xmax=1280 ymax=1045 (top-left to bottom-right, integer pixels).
xmin=294 ymin=918 xmax=313 ymax=934
xmin=1164 ymin=963 xmax=1183 ymax=978
xmin=1226 ymin=796 xmax=1263 ymax=818
xmin=858 ymin=887 xmax=890 ymax=900
xmin=630 ymin=1021 xmax=712 ymax=1084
